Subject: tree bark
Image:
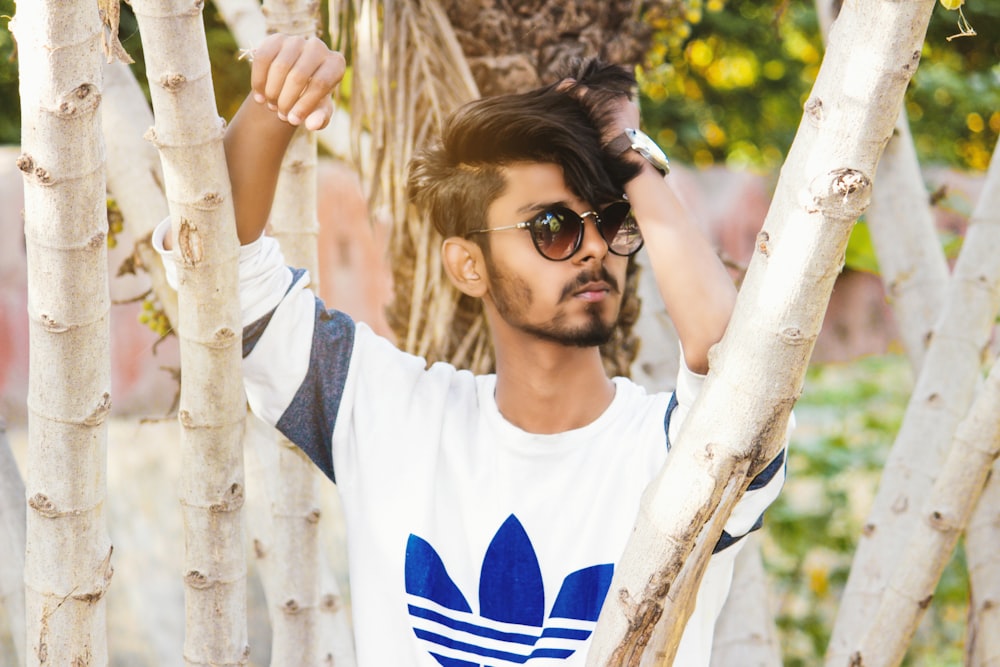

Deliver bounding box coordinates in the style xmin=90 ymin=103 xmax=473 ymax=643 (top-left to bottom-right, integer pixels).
xmin=129 ymin=1 xmax=249 ymax=664
xmin=244 ymin=415 xmax=357 ymax=667
xmin=209 ymin=1 xmax=359 ymax=662
xmin=0 ymin=419 xmax=26 ymax=666
xmin=855 ymin=351 xmax=1000 ymax=666
xmin=255 ymin=2 xmax=339 ymax=664
xmin=101 ymin=60 xmax=178 ymax=328
xmin=709 ymin=534 xmax=781 ymax=667
xmin=586 ymin=1 xmax=937 ymax=662
xmin=826 ymin=113 xmax=1000 ymax=667
xmin=865 ymin=114 xmax=949 ymax=372
xmin=629 ymin=250 xmax=783 ymax=665
xmin=966 ymin=460 xmax=1000 ymax=667
xmin=12 ymin=1 xmax=114 ymax=664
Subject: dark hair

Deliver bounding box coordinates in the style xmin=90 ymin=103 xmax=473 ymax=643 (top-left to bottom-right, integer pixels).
xmin=406 ymin=59 xmax=643 ymax=239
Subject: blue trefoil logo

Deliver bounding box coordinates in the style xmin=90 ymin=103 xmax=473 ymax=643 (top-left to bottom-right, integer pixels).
xmin=405 ymin=514 xmax=614 ymax=666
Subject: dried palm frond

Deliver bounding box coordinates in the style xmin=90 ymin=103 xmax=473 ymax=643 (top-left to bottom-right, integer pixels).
xmin=333 ymin=0 xmax=494 ymax=371
xmin=335 ymin=0 xmax=663 ymax=376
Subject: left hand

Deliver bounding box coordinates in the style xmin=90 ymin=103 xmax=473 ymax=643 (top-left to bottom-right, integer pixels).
xmin=248 ymin=33 xmax=346 ymax=131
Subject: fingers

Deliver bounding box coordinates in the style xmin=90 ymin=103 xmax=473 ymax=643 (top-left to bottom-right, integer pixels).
xmin=249 ymin=34 xmax=346 ymax=130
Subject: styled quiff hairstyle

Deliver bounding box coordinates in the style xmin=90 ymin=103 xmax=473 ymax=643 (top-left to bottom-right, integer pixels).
xmin=407 ymin=59 xmax=643 ymax=240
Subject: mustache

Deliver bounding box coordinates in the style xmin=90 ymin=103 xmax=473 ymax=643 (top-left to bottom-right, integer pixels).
xmin=559 ymin=267 xmax=621 ymax=301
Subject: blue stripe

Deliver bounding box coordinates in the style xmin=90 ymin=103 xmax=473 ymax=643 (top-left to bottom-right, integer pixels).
xmin=748 ymin=449 xmax=786 ymax=490
xmin=273 ymin=297 xmax=355 ymax=483
xmin=540 ymin=627 xmax=592 ymax=640
xmin=242 ymin=268 xmax=307 ymax=358
xmin=712 ymin=513 xmax=764 ymax=554
xmin=408 ymin=605 xmax=537 ymax=645
xmin=663 ymin=391 xmax=679 ymax=452
xmin=413 ymin=629 xmax=574 ymax=662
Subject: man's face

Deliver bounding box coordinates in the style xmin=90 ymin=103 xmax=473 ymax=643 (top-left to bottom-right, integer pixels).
xmin=479 ymin=162 xmax=628 ymax=348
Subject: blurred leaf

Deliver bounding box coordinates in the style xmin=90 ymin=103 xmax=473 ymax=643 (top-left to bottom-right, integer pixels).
xmin=844 ymin=222 xmax=880 ymax=275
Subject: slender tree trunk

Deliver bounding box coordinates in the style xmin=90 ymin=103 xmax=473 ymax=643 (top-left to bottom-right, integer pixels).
xmin=12 ymin=1 xmax=114 ymax=664
xmin=129 ymin=1 xmax=248 ymax=664
xmin=587 ymin=1 xmax=937 ymax=662
xmin=709 ymin=534 xmax=781 ymax=667
xmin=254 ymin=3 xmax=333 ymax=664
xmin=826 ymin=122 xmax=1000 ymax=667
xmin=856 ymin=352 xmax=1000 ymax=666
xmin=0 ymin=419 xmax=26 ymax=665
xmin=244 ymin=415 xmax=357 ymax=667
xmin=102 ymin=60 xmax=178 ymax=328
xmin=966 ymin=461 xmax=1000 ymax=667
xmin=865 ymin=114 xmax=949 ymax=372
xmin=630 ymin=250 xmax=783 ymax=665
xmin=210 ymin=1 xmax=359 ymax=662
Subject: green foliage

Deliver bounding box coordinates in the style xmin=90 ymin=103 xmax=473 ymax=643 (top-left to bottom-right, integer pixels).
xmin=638 ymin=0 xmax=1000 ymax=172
xmin=766 ymin=354 xmax=970 ymax=666
xmin=0 ymin=0 xmax=17 ymax=144
xmin=843 ymin=223 xmax=880 ymax=275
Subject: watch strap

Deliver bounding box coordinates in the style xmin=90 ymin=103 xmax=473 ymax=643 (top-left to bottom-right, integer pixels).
xmin=604 ymin=132 xmax=633 ymax=157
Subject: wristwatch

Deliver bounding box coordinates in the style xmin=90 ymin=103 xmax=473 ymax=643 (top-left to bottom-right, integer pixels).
xmin=606 ymin=128 xmax=670 ymax=176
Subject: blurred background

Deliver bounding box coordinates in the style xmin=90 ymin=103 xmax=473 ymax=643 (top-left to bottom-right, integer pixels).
xmin=1 ymin=1 xmax=998 ymax=665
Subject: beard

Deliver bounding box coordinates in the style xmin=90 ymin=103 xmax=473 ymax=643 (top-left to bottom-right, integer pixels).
xmin=486 ymin=258 xmax=620 ymax=348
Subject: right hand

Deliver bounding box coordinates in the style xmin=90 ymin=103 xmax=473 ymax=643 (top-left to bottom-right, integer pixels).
xmin=248 ymin=33 xmax=346 ymax=131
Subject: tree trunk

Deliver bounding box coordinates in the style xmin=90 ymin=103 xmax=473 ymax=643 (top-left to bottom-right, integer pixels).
xmin=129 ymin=1 xmax=249 ymax=664
xmin=865 ymin=114 xmax=949 ymax=372
xmin=586 ymin=1 xmax=937 ymax=662
xmin=101 ymin=60 xmax=178 ymax=329
xmin=709 ymin=534 xmax=781 ymax=667
xmin=826 ymin=111 xmax=1000 ymax=667
xmin=856 ymin=350 xmax=1000 ymax=666
xmin=629 ymin=249 xmax=783 ymax=665
xmin=0 ymin=419 xmax=26 ymax=666
xmin=255 ymin=2 xmax=337 ymax=664
xmin=245 ymin=415 xmax=357 ymax=667
xmin=12 ymin=1 xmax=114 ymax=664
xmin=966 ymin=461 xmax=1000 ymax=667
xmin=209 ymin=1 xmax=359 ymax=662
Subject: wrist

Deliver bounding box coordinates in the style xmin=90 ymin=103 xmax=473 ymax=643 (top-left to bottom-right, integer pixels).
xmin=605 ymin=128 xmax=670 ymax=177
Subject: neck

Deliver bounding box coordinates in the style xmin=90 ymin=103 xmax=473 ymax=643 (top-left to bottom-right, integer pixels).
xmin=492 ymin=337 xmax=616 ymax=435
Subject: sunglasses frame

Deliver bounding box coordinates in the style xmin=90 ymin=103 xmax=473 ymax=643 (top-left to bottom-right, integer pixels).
xmin=465 ymin=200 xmax=643 ymax=262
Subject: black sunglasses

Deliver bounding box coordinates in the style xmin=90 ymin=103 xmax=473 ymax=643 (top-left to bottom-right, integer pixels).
xmin=465 ymin=201 xmax=643 ymax=261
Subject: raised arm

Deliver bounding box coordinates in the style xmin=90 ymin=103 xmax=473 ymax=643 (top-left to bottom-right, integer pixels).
xmin=225 ymin=34 xmax=345 ymax=245
xmin=598 ymin=94 xmax=736 ymax=374
xmin=623 ymin=156 xmax=736 ymax=374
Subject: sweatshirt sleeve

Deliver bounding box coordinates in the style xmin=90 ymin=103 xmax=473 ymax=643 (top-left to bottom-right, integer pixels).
xmin=153 ymin=220 xmax=352 ymax=481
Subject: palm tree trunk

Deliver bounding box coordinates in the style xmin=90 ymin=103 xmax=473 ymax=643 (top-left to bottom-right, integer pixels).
xmin=13 ymin=0 xmax=114 ymax=664
xmin=586 ymin=0 xmax=938 ymax=662
xmin=129 ymin=0 xmax=248 ymax=663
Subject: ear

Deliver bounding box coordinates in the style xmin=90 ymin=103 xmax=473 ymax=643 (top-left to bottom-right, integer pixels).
xmin=442 ymin=236 xmax=487 ymax=297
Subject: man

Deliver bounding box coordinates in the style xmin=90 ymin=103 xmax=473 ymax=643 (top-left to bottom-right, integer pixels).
xmin=156 ymin=34 xmax=786 ymax=666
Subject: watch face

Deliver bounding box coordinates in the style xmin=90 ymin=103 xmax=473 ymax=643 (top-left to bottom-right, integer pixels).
xmin=625 ymin=128 xmax=670 ymax=174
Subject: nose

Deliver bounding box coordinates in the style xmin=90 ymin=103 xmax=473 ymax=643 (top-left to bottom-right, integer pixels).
xmin=573 ymin=210 xmax=609 ymax=263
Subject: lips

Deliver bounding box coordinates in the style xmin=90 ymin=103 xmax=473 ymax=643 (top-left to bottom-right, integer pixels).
xmin=573 ymin=281 xmax=611 ymax=301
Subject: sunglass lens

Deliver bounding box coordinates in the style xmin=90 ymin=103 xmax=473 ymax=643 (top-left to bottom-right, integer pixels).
xmin=530 ymin=209 xmax=581 ymax=260
xmin=600 ymin=202 xmax=643 ymax=256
